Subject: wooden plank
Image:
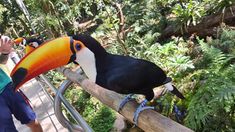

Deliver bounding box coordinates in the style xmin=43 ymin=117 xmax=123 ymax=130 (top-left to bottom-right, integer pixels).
xmin=58 ymin=67 xmax=194 ymax=132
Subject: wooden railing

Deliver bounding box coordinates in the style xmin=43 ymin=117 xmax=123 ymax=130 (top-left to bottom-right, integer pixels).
xmin=57 ymin=67 xmax=194 ymax=132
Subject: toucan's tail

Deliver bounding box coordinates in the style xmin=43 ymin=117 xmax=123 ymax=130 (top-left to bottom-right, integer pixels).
xmin=163 ymin=77 xmax=185 ymax=99
xmin=171 ymin=85 xmax=185 ymax=99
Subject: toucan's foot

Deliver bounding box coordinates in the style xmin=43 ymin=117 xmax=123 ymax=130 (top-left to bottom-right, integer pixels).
xmin=173 ymin=104 xmax=186 ymax=123
xmin=118 ymin=94 xmax=135 ymax=112
xmin=133 ymin=99 xmax=154 ymax=125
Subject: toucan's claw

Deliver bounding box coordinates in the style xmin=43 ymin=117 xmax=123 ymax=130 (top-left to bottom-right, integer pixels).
xmin=118 ymin=94 xmax=134 ymax=112
xmin=133 ymin=99 xmax=154 ymax=125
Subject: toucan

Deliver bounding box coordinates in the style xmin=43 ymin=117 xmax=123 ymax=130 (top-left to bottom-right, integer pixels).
xmin=14 ymin=37 xmax=25 ymax=44
xmin=14 ymin=37 xmax=43 ymax=54
xmin=10 ymin=34 xmax=185 ymax=125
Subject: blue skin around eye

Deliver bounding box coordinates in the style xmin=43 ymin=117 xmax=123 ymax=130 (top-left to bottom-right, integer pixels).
xmin=75 ymin=43 xmax=81 ymax=50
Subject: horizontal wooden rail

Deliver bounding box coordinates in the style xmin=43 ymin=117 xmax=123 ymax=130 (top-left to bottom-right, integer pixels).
xmin=57 ymin=67 xmax=193 ymax=132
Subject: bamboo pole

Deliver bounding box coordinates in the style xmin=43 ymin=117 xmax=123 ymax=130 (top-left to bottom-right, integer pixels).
xmin=57 ymin=67 xmax=193 ymax=132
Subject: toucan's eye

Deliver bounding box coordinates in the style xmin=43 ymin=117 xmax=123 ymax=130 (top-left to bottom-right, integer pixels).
xmin=75 ymin=43 xmax=81 ymax=51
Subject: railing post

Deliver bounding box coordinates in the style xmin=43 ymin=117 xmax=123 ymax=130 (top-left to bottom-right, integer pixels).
xmin=37 ymin=72 xmax=93 ymax=131
xmin=54 ymin=79 xmax=93 ymax=132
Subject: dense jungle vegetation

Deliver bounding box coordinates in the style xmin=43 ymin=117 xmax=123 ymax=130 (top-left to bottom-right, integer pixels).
xmin=0 ymin=0 xmax=235 ymax=131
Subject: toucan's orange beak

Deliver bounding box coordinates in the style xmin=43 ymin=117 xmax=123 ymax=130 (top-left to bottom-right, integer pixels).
xmin=10 ymin=37 xmax=76 ymax=91
xmin=14 ymin=37 xmax=24 ymax=44
xmin=25 ymin=45 xmax=35 ymax=54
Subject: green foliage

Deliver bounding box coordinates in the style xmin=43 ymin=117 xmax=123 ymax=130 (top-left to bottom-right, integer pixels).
xmin=0 ymin=4 xmax=6 ymax=24
xmin=185 ymin=68 xmax=235 ymax=131
xmin=64 ymin=87 xmax=90 ymax=113
xmin=85 ymin=105 xmax=115 ymax=132
xmin=171 ymin=0 xmax=234 ymax=33
xmin=207 ymin=0 xmax=235 ymax=13
xmin=184 ymin=32 xmax=235 ymax=131
xmin=172 ymin=0 xmax=206 ymax=26
xmin=212 ymin=29 xmax=235 ymax=55
xmin=45 ymin=70 xmax=65 ymax=86
xmin=64 ymin=87 xmax=115 ymax=131
xmin=122 ymin=34 xmax=195 ymax=77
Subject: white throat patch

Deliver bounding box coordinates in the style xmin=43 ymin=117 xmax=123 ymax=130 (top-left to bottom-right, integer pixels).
xmin=75 ymin=47 xmax=97 ymax=82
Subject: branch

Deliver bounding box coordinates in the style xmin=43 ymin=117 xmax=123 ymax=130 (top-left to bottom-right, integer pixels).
xmin=113 ymin=2 xmax=129 ymax=55
xmin=115 ymin=3 xmax=125 ymax=34
xmin=158 ymin=5 xmax=235 ymax=41
xmin=57 ymin=67 xmax=193 ymax=132
xmin=48 ymin=0 xmax=64 ymax=35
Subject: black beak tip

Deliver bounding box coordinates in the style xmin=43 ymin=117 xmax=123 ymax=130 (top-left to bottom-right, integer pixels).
xmin=11 ymin=68 xmax=28 ymax=91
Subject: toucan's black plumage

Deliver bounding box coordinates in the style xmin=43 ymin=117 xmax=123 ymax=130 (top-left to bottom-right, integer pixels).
xmin=26 ymin=38 xmax=43 ymax=46
xmin=98 ymin=55 xmax=166 ymax=100
xmin=72 ymin=34 xmax=184 ymax=101
xmin=22 ymin=38 xmax=44 ymax=55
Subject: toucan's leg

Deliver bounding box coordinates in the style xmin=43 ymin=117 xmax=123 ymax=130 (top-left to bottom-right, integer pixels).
xmin=133 ymin=99 xmax=154 ymax=125
xmin=118 ymin=94 xmax=135 ymax=112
